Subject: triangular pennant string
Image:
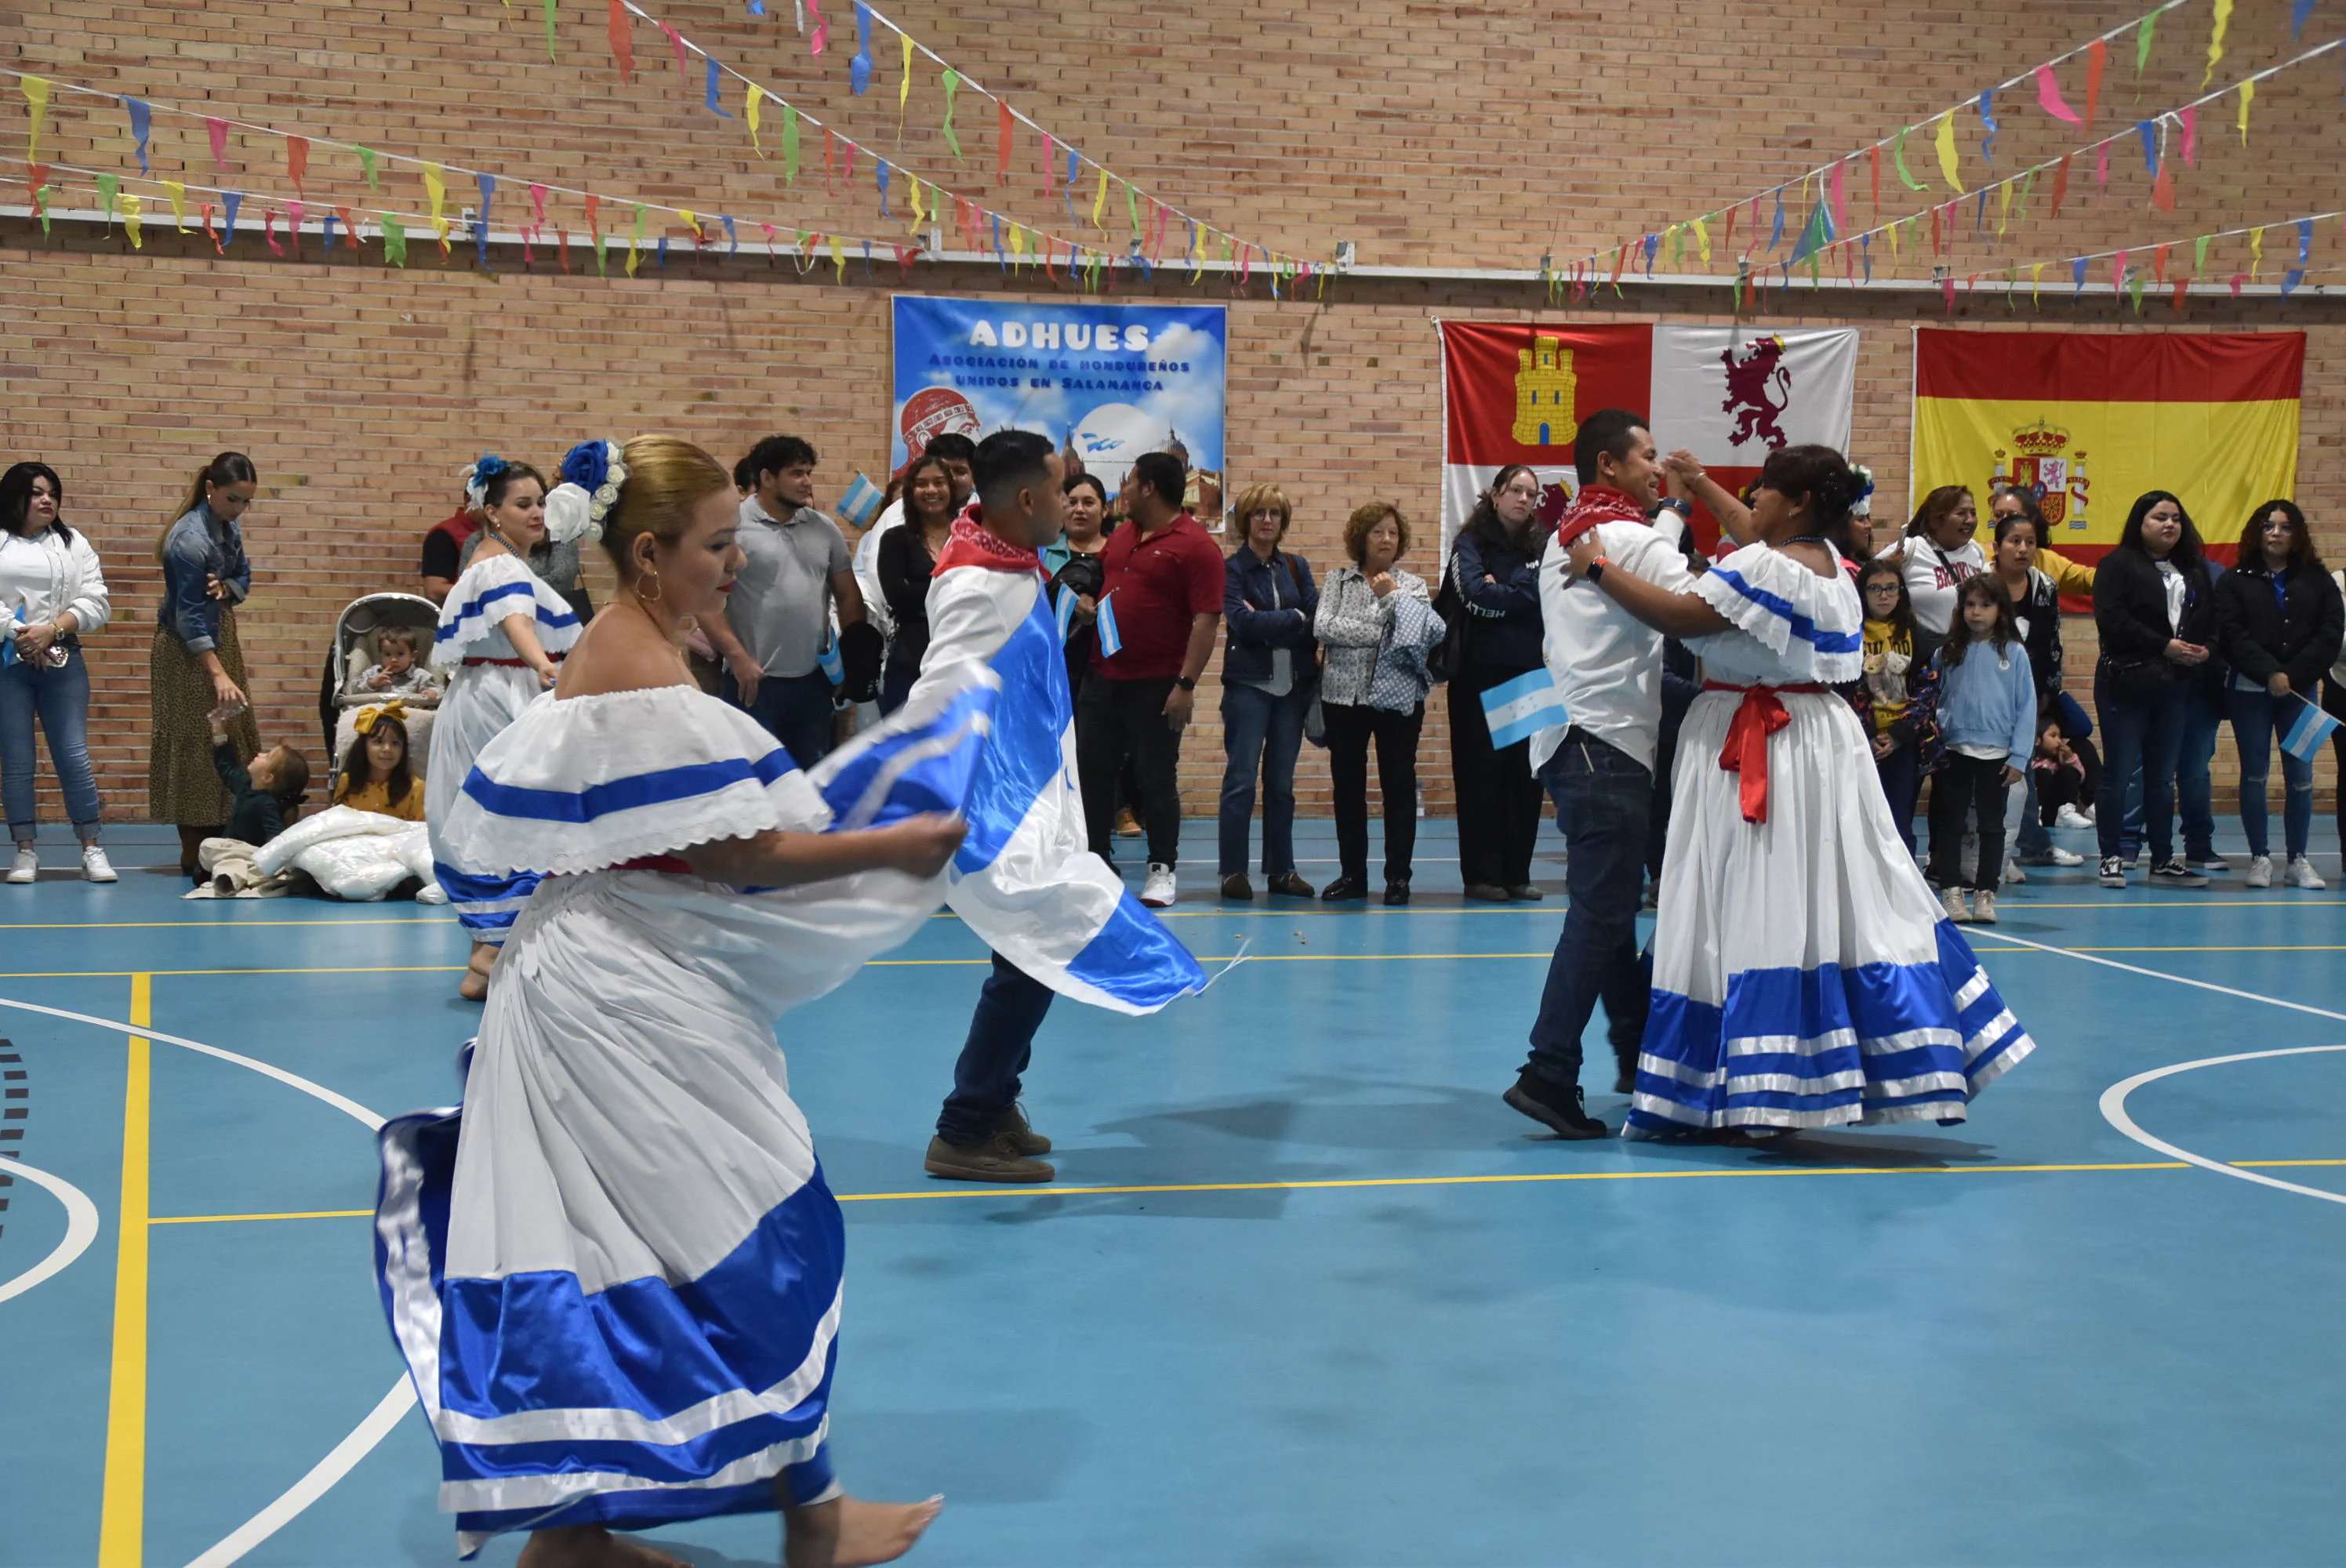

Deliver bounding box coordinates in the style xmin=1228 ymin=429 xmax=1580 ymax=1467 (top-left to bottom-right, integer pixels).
xmin=2036 ymin=64 xmax=2080 ymax=124
xmin=126 ymin=99 xmax=152 ymax=174
xmin=849 ymin=3 xmax=871 ymax=95
xmin=2086 ymin=38 xmax=2106 ymax=129
xmin=704 ymin=56 xmax=733 ymax=117
xmin=608 ymin=0 xmax=635 ymax=80
xmin=2237 ymin=79 xmax=2254 ymax=143
xmin=940 ymin=69 xmax=962 ymax=157
xmin=2204 ymin=0 xmax=2235 ymax=89
xmin=205 ymin=117 xmax=229 ymax=171
xmin=1893 ymin=126 xmax=1924 ymax=190
xmin=783 ymin=104 xmax=800 ymax=183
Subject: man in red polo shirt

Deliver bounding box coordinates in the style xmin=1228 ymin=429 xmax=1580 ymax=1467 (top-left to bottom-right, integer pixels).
xmin=1078 ymin=449 xmax=1224 ymax=906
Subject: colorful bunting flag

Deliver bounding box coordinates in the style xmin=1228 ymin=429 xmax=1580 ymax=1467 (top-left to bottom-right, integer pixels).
xmin=423 ymin=162 xmax=448 ymax=252
xmin=1828 ymin=160 xmax=1847 ymax=228
xmin=783 ymin=103 xmax=799 ymax=183
xmin=383 ymin=212 xmax=408 ymax=267
xmin=2086 ymin=38 xmax=2106 ymax=129
xmin=125 ymin=98 xmax=152 ymax=174
xmin=122 ymin=191 xmax=142 ymax=249
xmin=1934 ymin=112 xmax=1963 ymax=194
xmin=96 ymin=172 xmax=118 ymax=228
xmin=997 ymin=100 xmax=1012 ymax=184
xmin=608 ymin=0 xmax=635 ymax=81
xmin=285 ymin=135 xmax=308 ymax=195
xmin=2293 ymin=0 xmax=2316 ymax=39
xmin=543 ymin=0 xmax=558 ymax=62
xmin=2036 ymin=64 xmax=2080 ymax=123
xmin=876 ymin=158 xmax=891 ymax=216
xmin=704 ymin=56 xmax=732 ymax=116
xmin=2181 ymin=104 xmax=2198 ymax=165
xmin=20 ymin=75 xmax=49 ymax=161
xmin=897 ymin=32 xmax=912 ymax=125
xmin=2237 ymin=79 xmax=2254 ymax=143
xmin=808 ymin=0 xmax=826 ymax=54
xmin=1977 ymin=89 xmax=1998 ymax=163
xmin=2138 ymin=119 xmax=2157 ymax=172
xmin=357 ymin=146 xmax=378 ymax=191
xmin=941 ymin=69 xmax=962 ymax=157
xmin=1893 ymin=126 xmax=1924 ymax=191
xmin=2205 ymin=0 xmax=2234 ymax=89
xmin=477 ymin=172 xmax=496 ymax=267
xmin=2137 ymin=13 xmax=2159 ymax=76
xmin=206 ymin=117 xmax=229 ymax=170
xmin=165 ymin=179 xmax=187 ymax=231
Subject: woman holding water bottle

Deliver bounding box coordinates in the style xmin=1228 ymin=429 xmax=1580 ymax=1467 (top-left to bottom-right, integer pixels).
xmin=149 ymin=452 xmax=265 ymax=880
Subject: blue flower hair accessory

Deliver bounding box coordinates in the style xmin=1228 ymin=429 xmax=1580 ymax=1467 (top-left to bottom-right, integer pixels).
xmin=461 ymin=452 xmax=513 ymax=510
xmin=545 ymin=438 xmax=627 ymax=544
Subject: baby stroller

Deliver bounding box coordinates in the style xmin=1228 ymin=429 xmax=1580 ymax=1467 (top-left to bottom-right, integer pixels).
xmin=316 ymin=592 xmax=444 ymax=788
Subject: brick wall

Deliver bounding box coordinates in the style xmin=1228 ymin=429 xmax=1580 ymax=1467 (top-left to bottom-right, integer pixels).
xmin=5 ymin=0 xmax=2344 ymax=826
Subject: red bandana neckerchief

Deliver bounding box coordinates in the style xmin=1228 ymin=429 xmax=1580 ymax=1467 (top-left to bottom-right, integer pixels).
xmin=1552 ymin=484 xmax=1648 ymax=550
xmin=930 ymin=502 xmax=1044 ymax=578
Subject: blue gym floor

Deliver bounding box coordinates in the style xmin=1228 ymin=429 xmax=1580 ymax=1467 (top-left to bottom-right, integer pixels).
xmin=2 ymin=815 xmax=2341 ymax=1567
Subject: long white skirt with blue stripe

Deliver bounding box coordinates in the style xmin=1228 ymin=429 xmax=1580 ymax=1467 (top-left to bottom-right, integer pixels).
xmin=425 ymin=662 xmax=547 ymax=943
xmin=1629 ymin=689 xmax=2035 ymax=1132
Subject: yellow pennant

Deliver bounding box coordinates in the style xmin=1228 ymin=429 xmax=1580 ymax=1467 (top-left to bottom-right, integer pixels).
xmin=123 ymin=191 xmax=143 ymax=249
xmin=1887 ymin=219 xmax=1900 ymax=260
xmin=2236 ymin=79 xmax=2254 ymax=143
xmin=680 ymin=209 xmax=697 ymax=243
xmin=746 ymin=84 xmax=765 ymax=157
xmin=2031 ymin=261 xmax=2045 ymax=305
xmin=165 ymin=180 xmax=188 ymax=230
xmin=830 ymin=233 xmax=846 ymax=281
xmin=2250 ymin=225 xmax=2264 ymax=279
xmin=898 ymin=33 xmax=913 ymax=128
xmin=20 ymin=74 xmax=49 ymax=161
xmin=909 ymin=178 xmax=924 ymax=236
xmin=1997 ymin=180 xmax=2011 ymax=236
xmin=2203 ymin=0 xmax=2235 ymax=89
xmin=423 ymin=162 xmax=449 ymax=249
xmin=1934 ymin=112 xmax=1963 ymax=195
xmin=1008 ymin=223 xmax=1026 ymax=268
xmin=1692 ymin=216 xmax=1711 ymax=264
xmin=1091 ymin=165 xmax=1108 ymax=231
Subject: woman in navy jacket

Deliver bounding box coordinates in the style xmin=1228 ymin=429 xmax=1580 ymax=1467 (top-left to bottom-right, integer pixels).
xmin=1447 ymin=465 xmax=1549 ymax=901
xmin=2091 ymin=490 xmax=2217 ymax=889
xmin=2215 ymin=499 xmax=2344 ymax=887
xmin=1218 ymin=483 xmax=1319 ymax=899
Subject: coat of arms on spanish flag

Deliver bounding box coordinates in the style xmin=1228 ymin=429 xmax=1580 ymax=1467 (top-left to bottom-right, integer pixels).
xmin=1910 ymin=329 xmax=2304 ymax=563
xmin=1436 ymin=321 xmax=1856 ymax=554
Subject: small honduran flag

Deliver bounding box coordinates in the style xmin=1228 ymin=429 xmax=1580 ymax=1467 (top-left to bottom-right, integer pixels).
xmin=1480 ymin=667 xmax=1568 ymax=750
xmin=2282 ymin=695 xmax=2342 ymax=762
xmin=836 ymin=472 xmax=884 ymax=529
xmin=1095 ymin=591 xmax=1123 ymax=658
xmin=1054 ymin=583 xmax=1079 ymax=644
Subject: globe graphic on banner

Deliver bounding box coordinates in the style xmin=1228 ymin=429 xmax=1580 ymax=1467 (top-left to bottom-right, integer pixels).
xmin=1070 ymin=403 xmax=1165 ymax=492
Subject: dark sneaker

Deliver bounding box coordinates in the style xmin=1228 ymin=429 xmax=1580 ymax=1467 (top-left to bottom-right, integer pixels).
xmin=1614 ymin=1058 xmax=1637 ymax=1095
xmin=1266 ymin=872 xmax=1314 ymax=898
xmin=1219 ymin=873 xmax=1255 ymax=901
xmin=2150 ymin=858 xmax=2210 ymax=888
xmin=1506 ymin=884 xmax=1545 ymax=901
xmin=993 ymin=1102 xmax=1051 ymax=1156
xmin=1382 ymin=877 xmax=1411 ymax=906
xmin=1503 ymin=1072 xmax=1608 ymax=1139
xmin=924 ymin=1133 xmax=1055 ymax=1182
xmin=1320 ymin=874 xmax=1367 ymax=902
xmin=2097 ymin=856 xmax=2127 ymax=887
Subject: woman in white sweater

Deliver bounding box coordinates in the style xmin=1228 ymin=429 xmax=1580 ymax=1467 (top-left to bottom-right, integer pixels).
xmin=1879 ymin=485 xmax=1987 ymax=640
xmin=0 ymin=463 xmax=114 ymax=883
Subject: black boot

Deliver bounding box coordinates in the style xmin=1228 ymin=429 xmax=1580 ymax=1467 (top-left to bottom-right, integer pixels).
xmin=1502 ymin=1070 xmax=1608 ymax=1139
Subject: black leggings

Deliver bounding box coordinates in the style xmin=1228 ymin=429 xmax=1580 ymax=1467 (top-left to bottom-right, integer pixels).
xmin=1928 ymin=753 xmax=2010 ymax=893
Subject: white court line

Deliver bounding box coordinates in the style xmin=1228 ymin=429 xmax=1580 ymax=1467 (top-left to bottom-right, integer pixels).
xmin=2099 ymin=1047 xmax=2346 ymax=1207
xmin=0 ymin=992 xmax=416 ymax=1565
xmin=1971 ymin=931 xmax=2346 ymax=1024
xmin=0 ymin=1155 xmax=103 ymax=1304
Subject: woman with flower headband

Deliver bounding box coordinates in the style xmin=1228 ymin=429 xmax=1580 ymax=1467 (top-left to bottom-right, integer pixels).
xmin=427 ymin=453 xmax=578 ymax=1000
xmin=377 ymin=433 xmax=968 ymax=1565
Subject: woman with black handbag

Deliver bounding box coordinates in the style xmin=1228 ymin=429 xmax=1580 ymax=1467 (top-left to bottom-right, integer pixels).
xmin=2091 ymin=491 xmax=2215 ymax=890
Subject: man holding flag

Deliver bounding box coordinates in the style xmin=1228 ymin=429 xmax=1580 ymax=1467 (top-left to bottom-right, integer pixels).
xmin=1505 ymin=411 xmax=1694 ymax=1139
xmin=909 ymin=430 xmax=1210 ymax=1182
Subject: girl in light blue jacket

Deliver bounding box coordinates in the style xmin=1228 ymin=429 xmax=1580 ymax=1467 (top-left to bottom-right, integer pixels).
xmin=1927 ymin=576 xmax=2037 ymax=923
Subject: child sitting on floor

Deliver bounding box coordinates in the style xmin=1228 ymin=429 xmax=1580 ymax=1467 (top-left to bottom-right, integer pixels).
xmin=341 ymin=624 xmax=442 ymax=707
xmin=2029 ymin=718 xmax=2090 ymax=827
xmin=210 ymin=717 xmax=309 ymax=848
xmin=329 ymin=702 xmax=425 ymax=821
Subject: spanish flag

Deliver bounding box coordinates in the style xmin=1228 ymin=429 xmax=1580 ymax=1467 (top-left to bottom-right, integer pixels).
xmin=1911 ymin=328 xmax=2303 ymax=563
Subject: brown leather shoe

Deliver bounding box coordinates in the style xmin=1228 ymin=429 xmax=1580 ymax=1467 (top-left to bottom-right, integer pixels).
xmin=1266 ymin=872 xmax=1314 ymax=898
xmin=993 ymin=1102 xmax=1052 ymax=1155
xmin=924 ymin=1133 xmax=1055 ymax=1182
xmin=1219 ymin=873 xmax=1255 ymax=901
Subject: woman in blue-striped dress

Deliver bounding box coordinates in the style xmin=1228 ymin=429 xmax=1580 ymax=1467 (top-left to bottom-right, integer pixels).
xmin=1560 ymin=445 xmax=2034 ymax=1135
xmin=427 ymin=457 xmax=577 ymax=1000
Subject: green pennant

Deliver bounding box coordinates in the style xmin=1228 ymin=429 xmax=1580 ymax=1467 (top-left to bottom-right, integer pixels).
xmin=2136 ymin=14 xmax=2157 ymax=78
xmin=939 ymin=70 xmax=962 ymax=158
xmin=594 ymin=230 xmax=608 ymax=277
xmin=1893 ymin=126 xmax=1926 ymax=191
xmin=783 ymin=104 xmax=800 ymax=185
xmin=2128 ymin=270 xmax=2147 ymax=313
xmin=2017 ymin=167 xmax=2036 ymax=221
xmin=96 ymin=172 xmax=118 ymax=227
xmin=1126 ymin=181 xmax=1142 ymax=239
xmin=2194 ymin=234 xmax=2210 ymax=273
xmin=382 ymin=213 xmax=408 ymax=267
xmin=34 ymin=186 xmax=53 ymax=234
xmin=543 ymin=0 xmax=558 ymax=62
xmin=356 ymin=146 xmax=378 ymax=191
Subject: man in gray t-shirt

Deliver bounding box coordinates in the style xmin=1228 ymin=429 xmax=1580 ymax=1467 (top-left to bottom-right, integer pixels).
xmin=704 ymin=436 xmax=869 ymax=768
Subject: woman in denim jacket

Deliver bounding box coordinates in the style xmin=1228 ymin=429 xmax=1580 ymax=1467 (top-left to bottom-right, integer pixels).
xmin=1218 ymin=482 xmax=1319 ymax=900
xmin=150 ymin=452 xmax=265 ymax=877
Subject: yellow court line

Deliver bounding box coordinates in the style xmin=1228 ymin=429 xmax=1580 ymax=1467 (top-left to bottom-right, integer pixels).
xmin=0 ymin=966 xmax=468 ymax=979
xmin=147 ymin=1158 xmax=2346 ymax=1224
xmin=97 ymin=973 xmax=151 ymax=1568
xmin=0 ymin=916 xmax=454 ymax=930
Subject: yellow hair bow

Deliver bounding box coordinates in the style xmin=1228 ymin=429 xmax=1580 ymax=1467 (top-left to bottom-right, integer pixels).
xmin=353 ymin=699 xmax=409 ymax=735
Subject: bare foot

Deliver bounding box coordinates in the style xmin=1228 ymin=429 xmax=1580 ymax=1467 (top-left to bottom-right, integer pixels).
xmin=516 ymin=1524 xmax=689 ymax=1568
xmin=783 ymin=1494 xmax=944 ymax=1568
xmin=458 ymin=943 xmax=496 ymax=1002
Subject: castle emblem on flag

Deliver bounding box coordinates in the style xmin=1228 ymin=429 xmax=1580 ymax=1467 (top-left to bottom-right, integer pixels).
xmin=1991 ymin=420 xmax=2090 ymax=528
xmin=1720 ymin=334 xmax=1794 ymax=448
xmin=1513 ymin=334 xmax=1578 ymax=447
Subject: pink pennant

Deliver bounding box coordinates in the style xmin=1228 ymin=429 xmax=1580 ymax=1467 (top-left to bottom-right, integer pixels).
xmin=2034 ymin=64 xmax=2080 ymax=124
xmin=1041 ymin=133 xmax=1056 ymax=194
xmin=807 ymin=0 xmax=826 ymax=55
xmin=2229 ymin=273 xmax=2246 ymax=297
xmin=530 ymin=183 xmax=548 ymax=226
xmin=2180 ymin=106 xmax=2197 ymax=166
xmin=205 ymin=117 xmax=229 ymax=169
xmin=2095 ymin=145 xmax=2109 ymax=191
xmin=841 ymin=139 xmax=855 ymax=185
xmin=1829 ymin=160 xmax=1847 ymax=228
xmin=1941 ymin=275 xmax=1956 ymax=314
xmin=2112 ymin=250 xmax=2129 ymax=292
xmin=661 ymin=22 xmax=689 ymax=90
xmin=264 ymin=209 xmax=283 ymax=256
xmin=286 ymin=199 xmax=304 ymax=251
xmin=522 ymin=227 xmax=536 ymax=269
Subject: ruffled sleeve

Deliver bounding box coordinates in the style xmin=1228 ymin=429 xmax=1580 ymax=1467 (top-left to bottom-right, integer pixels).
xmin=434 ymin=553 xmax=584 ymax=662
xmin=438 ymin=686 xmax=827 ymax=877
xmin=1694 ymin=543 xmax=1865 ymax=679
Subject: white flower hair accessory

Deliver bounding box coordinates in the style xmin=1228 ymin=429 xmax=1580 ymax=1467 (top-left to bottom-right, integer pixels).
xmin=545 ymin=438 xmax=627 ymax=545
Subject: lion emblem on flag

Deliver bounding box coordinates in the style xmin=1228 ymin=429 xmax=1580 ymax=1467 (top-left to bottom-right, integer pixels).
xmin=1720 ymin=335 xmax=1793 ymax=448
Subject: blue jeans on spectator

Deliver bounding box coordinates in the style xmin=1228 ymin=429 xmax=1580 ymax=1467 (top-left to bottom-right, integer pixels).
xmin=0 ymin=646 xmax=102 ymax=844
xmin=1218 ymin=681 xmax=1309 ymax=878
xmin=2178 ymin=683 xmax=2222 ymax=862
xmin=1876 ymin=740 xmax=1922 ymax=855
xmin=723 ymin=668 xmax=836 ymax=771
xmin=2228 ymin=684 xmax=2315 ymax=860
xmin=1525 ymin=731 xmax=1652 ymax=1089
xmin=2097 ymin=670 xmax=2187 ymax=866
xmin=936 ymin=951 xmax=1052 ymax=1145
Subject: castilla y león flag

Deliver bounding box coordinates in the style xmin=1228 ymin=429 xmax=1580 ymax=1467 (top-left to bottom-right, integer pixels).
xmin=1436 ymin=321 xmax=1857 ymax=554
xmin=1910 ymin=328 xmax=2302 ymax=563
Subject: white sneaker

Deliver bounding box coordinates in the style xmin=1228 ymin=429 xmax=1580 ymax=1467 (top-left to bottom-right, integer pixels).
xmin=1939 ymin=886 xmax=1971 ymax=924
xmin=2045 ymin=846 xmax=2084 ymax=866
xmin=2285 ymin=856 xmax=2328 ymax=890
xmin=2000 ymin=860 xmax=2026 ymax=884
xmin=1140 ymin=862 xmax=1178 ymax=908
xmin=1972 ymin=888 xmax=1999 ymax=924
xmin=5 ymin=847 xmax=35 ymax=884
xmin=80 ymin=844 xmax=117 ymax=884
xmin=2055 ymin=804 xmax=2095 ymax=830
xmin=2246 ymin=855 xmax=2274 ymax=888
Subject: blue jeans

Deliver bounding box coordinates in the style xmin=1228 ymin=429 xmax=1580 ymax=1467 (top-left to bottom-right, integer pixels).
xmin=2097 ymin=670 xmax=2187 ymax=865
xmin=1218 ymin=681 xmax=1309 ymax=877
xmin=2178 ymin=684 xmax=2222 ymax=862
xmin=722 ymin=668 xmax=837 ymax=771
xmin=2228 ymin=684 xmax=2315 ymax=859
xmin=1876 ymin=740 xmax=1921 ymax=855
xmin=936 ymin=951 xmax=1053 ymax=1145
xmin=0 ymin=646 xmax=101 ymax=843
xmin=1526 ymin=732 xmax=1652 ymax=1087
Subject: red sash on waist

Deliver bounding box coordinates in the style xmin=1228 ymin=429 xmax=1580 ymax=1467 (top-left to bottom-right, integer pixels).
xmin=614 ymin=854 xmax=693 ymax=873
xmin=1702 ymin=681 xmax=1829 ymax=824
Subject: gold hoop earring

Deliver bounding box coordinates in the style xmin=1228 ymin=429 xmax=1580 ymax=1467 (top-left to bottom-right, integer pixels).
xmin=638 ymin=568 xmax=663 ymax=605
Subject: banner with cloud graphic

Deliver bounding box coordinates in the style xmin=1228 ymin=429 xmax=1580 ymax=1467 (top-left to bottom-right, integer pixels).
xmin=891 ymin=296 xmax=1229 ymax=521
